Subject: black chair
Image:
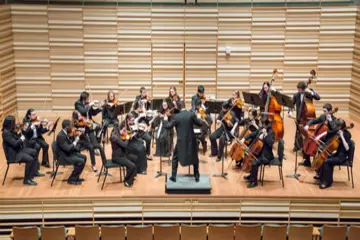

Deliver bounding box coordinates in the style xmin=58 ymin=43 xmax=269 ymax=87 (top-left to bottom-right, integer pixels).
xmin=50 ymin=141 xmax=73 ymax=187
xmin=2 ymin=143 xmax=22 ymax=185
xmin=259 ymin=139 xmax=285 ymax=187
xmin=97 ymin=156 xmax=126 ymax=190
xmin=337 ymin=139 xmax=355 ymax=188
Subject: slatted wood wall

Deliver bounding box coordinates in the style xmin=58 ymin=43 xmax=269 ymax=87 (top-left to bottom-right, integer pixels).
xmin=0 ymin=5 xmax=15 ymax=121
xmin=351 ymin=7 xmax=360 ymax=122
xmin=6 ymin=3 xmax=359 ymax=117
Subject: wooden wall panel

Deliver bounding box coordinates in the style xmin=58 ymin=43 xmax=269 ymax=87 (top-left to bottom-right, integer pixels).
xmin=350 ymin=7 xmax=360 ymax=121
xmin=0 ymin=5 xmax=15 ymax=120
xmin=6 ymin=3 xmax=357 ymax=115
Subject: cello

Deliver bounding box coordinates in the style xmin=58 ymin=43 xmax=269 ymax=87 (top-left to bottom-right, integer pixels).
xmin=241 ymin=127 xmax=265 ymax=173
xmin=312 ymin=123 xmax=354 ymax=170
xmin=264 ymin=69 xmax=284 ymax=142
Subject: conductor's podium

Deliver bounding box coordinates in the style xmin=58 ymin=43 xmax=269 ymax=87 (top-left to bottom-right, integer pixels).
xmin=165 ymin=174 xmax=212 ymax=194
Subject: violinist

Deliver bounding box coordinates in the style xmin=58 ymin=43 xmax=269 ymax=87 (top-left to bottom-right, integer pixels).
xmin=72 ymin=110 xmax=107 ymax=172
xmin=101 ymin=90 xmax=120 ymax=141
xmin=122 ymin=113 xmax=147 ymax=174
xmin=191 ymin=85 xmax=206 ymax=112
xmin=74 ymin=91 xmax=102 ymax=142
xmin=168 ymin=86 xmax=181 ymax=113
xmin=195 ymin=99 xmax=211 ymax=154
xmin=2 ymin=115 xmax=38 ymax=186
xmin=153 ymin=100 xmax=173 ymax=157
xmin=228 ymin=90 xmax=245 ymax=121
xmin=23 ymin=108 xmax=52 ymax=173
xmin=131 ymin=100 xmax=152 ymax=160
xmin=134 ymin=86 xmax=151 ymax=110
xmin=240 ymin=120 xmax=275 ymax=188
xmin=302 ymin=103 xmax=337 ymax=167
xmin=289 ymin=81 xmax=320 ymax=152
xmin=110 ymin=123 xmax=137 ymax=187
xmin=209 ymin=102 xmax=238 ymax=162
xmin=56 ymin=120 xmax=86 ymax=185
xmin=233 ymin=109 xmax=260 ymax=168
xmin=319 ymin=119 xmax=352 ymax=189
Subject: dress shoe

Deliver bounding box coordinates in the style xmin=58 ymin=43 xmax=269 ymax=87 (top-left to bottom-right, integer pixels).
xmin=243 ymin=175 xmax=251 ymax=181
xmin=91 ymin=165 xmax=98 ymax=173
xmin=208 ymin=153 xmax=217 ymax=157
xmin=146 ymin=155 xmax=153 ymax=160
xmin=299 ymin=160 xmax=311 ymax=167
xmin=320 ymin=183 xmax=331 ymax=189
xmin=194 ymin=173 xmax=200 ymax=182
xmin=216 ymin=157 xmax=221 ymax=162
xmin=77 ymin=178 xmax=85 ymax=182
xmin=68 ymin=180 xmax=81 ymax=185
xmin=124 ymin=182 xmax=132 ymax=188
xmin=35 ymin=172 xmax=45 ymax=177
xmin=24 ymin=180 xmax=37 ymax=186
xmin=247 ymin=182 xmax=258 ymax=188
xmin=313 ymin=175 xmax=320 ymax=180
xmin=139 ymin=171 xmax=147 ymax=175
xmin=292 ymin=147 xmax=300 ymax=152
xmin=42 ymin=162 xmax=51 ymax=168
xmin=169 ymin=176 xmax=176 ymax=182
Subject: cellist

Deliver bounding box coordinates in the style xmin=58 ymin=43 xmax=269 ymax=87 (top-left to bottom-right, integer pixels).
xmin=302 ymin=103 xmax=337 ymax=167
xmin=240 ymin=120 xmax=275 ymax=188
xmin=319 ymin=118 xmax=352 ymax=189
xmin=288 ymin=81 xmax=320 ymax=152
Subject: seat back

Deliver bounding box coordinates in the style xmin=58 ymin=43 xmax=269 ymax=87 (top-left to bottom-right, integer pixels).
xmin=348 ymin=225 xmax=360 ymax=240
xmin=154 ymin=224 xmax=180 ymax=240
xmin=13 ymin=227 xmax=38 ymax=240
xmin=263 ymin=225 xmax=287 ymax=240
xmin=75 ymin=225 xmax=99 ymax=240
xmin=288 ymin=225 xmax=313 ymax=240
xmin=208 ymin=224 xmax=234 ymax=240
xmin=101 ymin=225 xmax=125 ymax=240
xmin=51 ymin=141 xmax=58 ymax=164
xmin=127 ymin=225 xmax=153 ymax=240
xmin=41 ymin=226 xmax=66 ymax=240
xmin=235 ymin=224 xmax=261 ymax=240
xmin=322 ymin=225 xmax=347 ymax=240
xmin=277 ymin=139 xmax=285 ymax=163
xmin=181 ymin=224 xmax=207 ymax=240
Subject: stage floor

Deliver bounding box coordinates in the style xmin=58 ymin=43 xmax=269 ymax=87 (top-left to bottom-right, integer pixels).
xmin=0 ymin=115 xmax=359 ymax=199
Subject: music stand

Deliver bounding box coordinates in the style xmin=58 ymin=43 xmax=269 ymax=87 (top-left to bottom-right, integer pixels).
xmin=113 ymin=104 xmax=125 ymax=118
xmin=48 ymin=117 xmax=61 ymax=177
xmin=242 ymin=92 xmax=264 ymax=108
xmin=124 ymin=101 xmax=133 ymax=113
xmin=206 ymin=101 xmax=223 ymax=130
xmin=152 ymin=99 xmax=163 ymax=110
xmin=273 ymin=91 xmax=294 ymax=119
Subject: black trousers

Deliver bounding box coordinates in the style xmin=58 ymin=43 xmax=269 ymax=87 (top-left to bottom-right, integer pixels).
xmin=249 ymin=156 xmax=270 ymax=184
xmin=127 ymin=139 xmax=147 ymax=172
xmin=24 ymin=139 xmax=41 ymax=171
xmin=320 ymin=155 xmax=345 ymax=186
xmin=112 ymin=156 xmax=137 ymax=185
xmin=65 ymin=152 xmax=86 ymax=182
xmin=101 ymin=118 xmax=119 ymax=140
xmin=210 ymin=127 xmax=231 ymax=157
xmin=15 ymin=148 xmax=37 ymax=182
xmin=138 ymin=131 xmax=151 ymax=155
xmin=79 ymin=133 xmax=106 ymax=166
xmin=171 ymin=152 xmax=199 ymax=179
xmin=33 ymin=138 xmax=49 ymax=165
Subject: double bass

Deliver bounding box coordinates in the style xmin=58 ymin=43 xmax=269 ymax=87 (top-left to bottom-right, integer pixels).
xmin=311 ymin=123 xmax=354 ymax=170
xmin=264 ymin=69 xmax=284 ymax=142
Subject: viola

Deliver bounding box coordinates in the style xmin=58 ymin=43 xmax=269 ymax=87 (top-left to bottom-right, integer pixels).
xmin=105 ymin=98 xmax=121 ymax=107
xmin=77 ymin=119 xmax=93 ymax=128
xmin=311 ymin=123 xmax=354 ymax=170
xmin=68 ymin=128 xmax=83 ymax=137
xmin=199 ymin=107 xmax=207 ymax=119
xmin=233 ymin=97 xmax=244 ymax=109
xmin=302 ymin=107 xmax=339 ymax=156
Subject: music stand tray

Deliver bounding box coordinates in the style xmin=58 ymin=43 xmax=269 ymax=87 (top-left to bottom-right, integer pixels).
xmin=206 ymin=101 xmax=223 ymax=114
xmin=113 ymin=104 xmax=125 ymax=117
xmin=152 ymin=99 xmax=163 ymax=110
xmin=242 ymin=92 xmax=264 ymax=108
xmin=273 ymin=91 xmax=294 ymax=109
xmin=124 ymin=101 xmax=133 ymax=113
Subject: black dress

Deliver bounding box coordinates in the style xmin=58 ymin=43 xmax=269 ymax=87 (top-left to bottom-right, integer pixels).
xmin=153 ymin=110 xmax=173 ymax=157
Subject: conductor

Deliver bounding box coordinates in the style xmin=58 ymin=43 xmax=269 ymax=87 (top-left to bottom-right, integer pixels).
xmin=165 ymin=101 xmax=204 ymax=182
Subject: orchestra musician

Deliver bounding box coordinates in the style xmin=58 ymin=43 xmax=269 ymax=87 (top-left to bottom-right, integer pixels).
xmin=165 ymin=101 xmax=204 ymax=182
xmin=209 ymin=102 xmax=239 ymax=162
xmin=74 ymin=91 xmax=102 ymax=142
xmin=56 ymin=120 xmax=86 ymax=185
xmin=195 ymin=99 xmax=211 ymax=154
xmin=153 ymin=100 xmax=173 ymax=157
xmin=110 ymin=123 xmax=137 ymax=188
xmin=122 ymin=113 xmax=147 ymax=174
xmin=101 ymin=90 xmax=120 ymax=141
xmin=134 ymin=86 xmax=151 ymax=110
xmin=2 ymin=115 xmax=38 ymax=186
xmin=240 ymin=120 xmax=275 ymax=188
xmin=191 ymin=85 xmax=206 ymax=112
xmin=72 ymin=110 xmax=107 ymax=172
xmin=319 ymin=118 xmax=352 ymax=189
xmin=131 ymin=100 xmax=152 ymax=160
xmin=168 ymin=86 xmax=181 ymax=113
xmin=302 ymin=103 xmax=337 ymax=168
xmin=289 ymin=81 xmax=320 ymax=152
xmin=228 ymin=90 xmax=245 ymax=121
xmin=22 ymin=108 xmax=52 ymax=170
xmin=259 ymin=81 xmax=271 ymax=114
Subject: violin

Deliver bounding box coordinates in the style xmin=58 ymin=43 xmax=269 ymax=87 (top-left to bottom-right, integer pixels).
xmin=120 ymin=129 xmax=133 ymax=140
xmin=68 ymin=128 xmax=83 ymax=137
xmin=32 ymin=117 xmax=52 ymax=128
xmin=105 ymin=98 xmax=121 ymax=108
xmin=301 ymin=107 xmax=339 ymax=157
xmin=200 ymin=95 xmax=206 ymax=104
xmin=198 ymin=107 xmax=207 ymax=119
xmin=77 ymin=119 xmax=93 ymax=128
xmin=312 ymin=123 xmax=354 ymax=170
xmin=221 ymin=111 xmax=233 ymax=127
xmin=233 ymin=97 xmax=244 ymax=109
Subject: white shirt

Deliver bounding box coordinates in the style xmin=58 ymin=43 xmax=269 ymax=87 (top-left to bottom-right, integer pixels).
xmin=300 ymin=93 xmax=304 ymax=103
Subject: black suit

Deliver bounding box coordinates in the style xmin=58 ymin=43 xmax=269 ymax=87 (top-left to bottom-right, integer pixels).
xmin=110 ymin=128 xmax=137 ymax=185
xmin=165 ymin=110 xmax=203 ymax=178
xmin=292 ymin=89 xmax=320 ymax=121
xmin=245 ymin=128 xmax=275 ymax=184
xmin=56 ymin=130 xmax=86 ymax=182
xmin=2 ymin=129 xmax=37 ymax=182
xmin=101 ymin=104 xmax=119 ymax=141
xmin=191 ymin=94 xmax=201 ymax=112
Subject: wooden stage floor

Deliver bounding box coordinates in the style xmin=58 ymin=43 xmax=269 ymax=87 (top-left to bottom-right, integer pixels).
xmin=0 ymin=115 xmax=359 ymax=199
